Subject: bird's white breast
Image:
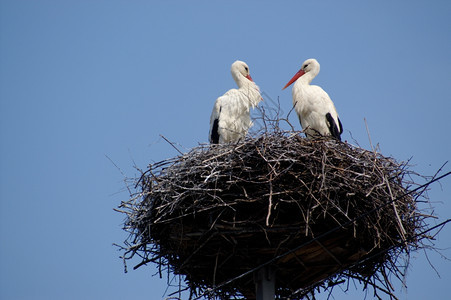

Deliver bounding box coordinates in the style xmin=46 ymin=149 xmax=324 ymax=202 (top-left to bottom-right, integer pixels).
xmin=292 ymin=82 xmax=340 ymax=136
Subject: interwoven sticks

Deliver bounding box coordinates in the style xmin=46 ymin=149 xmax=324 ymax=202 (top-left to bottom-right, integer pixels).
xmin=117 ymin=131 xmax=437 ymax=299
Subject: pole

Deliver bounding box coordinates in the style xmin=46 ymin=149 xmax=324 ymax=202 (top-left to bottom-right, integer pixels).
xmin=254 ymin=266 xmax=275 ymax=300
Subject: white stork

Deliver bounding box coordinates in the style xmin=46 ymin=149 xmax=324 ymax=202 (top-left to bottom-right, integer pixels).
xmin=283 ymin=58 xmax=343 ymax=141
xmin=209 ymin=60 xmax=262 ymax=144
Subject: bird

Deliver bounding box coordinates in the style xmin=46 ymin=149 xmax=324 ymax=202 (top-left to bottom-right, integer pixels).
xmin=283 ymin=58 xmax=343 ymax=141
xmin=209 ymin=60 xmax=262 ymax=144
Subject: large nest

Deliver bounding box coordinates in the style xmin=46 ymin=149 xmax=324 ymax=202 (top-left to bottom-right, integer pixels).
xmin=117 ymin=130 xmax=446 ymax=299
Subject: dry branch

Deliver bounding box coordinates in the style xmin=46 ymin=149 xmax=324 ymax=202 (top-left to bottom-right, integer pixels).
xmin=116 ymin=129 xmax=447 ymax=300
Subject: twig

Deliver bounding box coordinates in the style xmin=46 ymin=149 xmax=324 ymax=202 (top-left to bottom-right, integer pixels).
xmin=364 ymin=118 xmax=374 ymax=153
xmin=266 ymin=173 xmax=273 ymax=226
xmin=160 ymin=134 xmax=184 ymax=155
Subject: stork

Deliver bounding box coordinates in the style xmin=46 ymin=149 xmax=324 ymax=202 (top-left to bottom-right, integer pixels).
xmin=283 ymin=58 xmax=343 ymax=141
xmin=209 ymin=60 xmax=262 ymax=144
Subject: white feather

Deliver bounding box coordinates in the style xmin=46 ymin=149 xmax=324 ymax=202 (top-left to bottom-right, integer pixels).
xmin=285 ymin=58 xmax=342 ymax=140
xmin=209 ymin=61 xmax=261 ymax=144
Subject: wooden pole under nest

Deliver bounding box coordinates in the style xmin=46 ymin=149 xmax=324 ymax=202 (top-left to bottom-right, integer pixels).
xmin=254 ymin=266 xmax=275 ymax=300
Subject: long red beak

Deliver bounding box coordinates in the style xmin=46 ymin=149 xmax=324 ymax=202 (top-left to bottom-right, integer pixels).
xmin=282 ymin=69 xmax=305 ymax=90
xmin=246 ymin=74 xmax=254 ymax=82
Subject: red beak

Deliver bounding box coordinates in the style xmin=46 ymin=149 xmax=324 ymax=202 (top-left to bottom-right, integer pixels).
xmin=282 ymin=69 xmax=305 ymax=90
xmin=246 ymin=74 xmax=254 ymax=82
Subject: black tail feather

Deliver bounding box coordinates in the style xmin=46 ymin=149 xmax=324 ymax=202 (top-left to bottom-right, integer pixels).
xmin=326 ymin=113 xmax=342 ymax=141
xmin=210 ymin=119 xmax=220 ymax=144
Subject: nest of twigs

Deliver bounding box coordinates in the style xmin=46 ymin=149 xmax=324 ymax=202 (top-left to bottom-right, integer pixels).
xmin=116 ymin=130 xmax=445 ymax=299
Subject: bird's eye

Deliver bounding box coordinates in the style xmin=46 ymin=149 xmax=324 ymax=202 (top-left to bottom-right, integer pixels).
xmin=244 ymin=66 xmax=249 ymax=72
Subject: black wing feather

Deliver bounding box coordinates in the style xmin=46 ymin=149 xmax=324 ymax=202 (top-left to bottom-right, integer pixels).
xmin=326 ymin=113 xmax=341 ymax=141
xmin=210 ymin=118 xmax=220 ymax=144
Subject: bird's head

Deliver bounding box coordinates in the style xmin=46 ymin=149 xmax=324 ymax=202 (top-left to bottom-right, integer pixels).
xmin=232 ymin=60 xmax=254 ymax=82
xmin=282 ymin=58 xmax=320 ymax=90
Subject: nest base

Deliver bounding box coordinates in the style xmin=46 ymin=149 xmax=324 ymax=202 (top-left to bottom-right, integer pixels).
xmin=118 ymin=132 xmax=438 ymax=299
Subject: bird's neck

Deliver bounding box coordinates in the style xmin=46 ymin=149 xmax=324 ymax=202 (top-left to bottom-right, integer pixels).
xmin=298 ymin=72 xmax=315 ymax=85
xmin=238 ymin=80 xmax=261 ymax=108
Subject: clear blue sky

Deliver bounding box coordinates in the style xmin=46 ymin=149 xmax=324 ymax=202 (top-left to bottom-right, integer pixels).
xmin=1 ymin=1 xmax=450 ymax=299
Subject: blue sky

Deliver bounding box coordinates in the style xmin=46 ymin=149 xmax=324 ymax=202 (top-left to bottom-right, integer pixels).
xmin=0 ymin=1 xmax=450 ymax=299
